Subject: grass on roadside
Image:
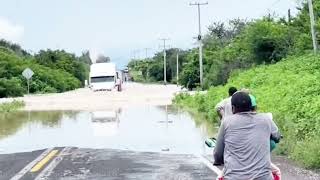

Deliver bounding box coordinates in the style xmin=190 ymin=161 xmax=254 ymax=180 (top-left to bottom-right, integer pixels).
xmin=0 ymin=100 xmax=25 ymax=113
xmin=174 ymin=54 xmax=320 ymax=169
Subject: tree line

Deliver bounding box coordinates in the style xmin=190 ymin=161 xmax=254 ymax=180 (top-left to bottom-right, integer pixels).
xmin=0 ymin=40 xmax=92 ymax=98
xmin=128 ymin=1 xmax=319 ymax=89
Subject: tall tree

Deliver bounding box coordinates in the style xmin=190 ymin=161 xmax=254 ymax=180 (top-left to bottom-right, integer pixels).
xmin=79 ymin=50 xmax=92 ymax=65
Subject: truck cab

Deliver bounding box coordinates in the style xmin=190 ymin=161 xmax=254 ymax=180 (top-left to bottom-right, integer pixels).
xmin=90 ymin=63 xmax=117 ymax=91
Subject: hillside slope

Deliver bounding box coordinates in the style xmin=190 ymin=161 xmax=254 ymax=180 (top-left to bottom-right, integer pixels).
xmin=175 ymin=54 xmax=320 ymax=168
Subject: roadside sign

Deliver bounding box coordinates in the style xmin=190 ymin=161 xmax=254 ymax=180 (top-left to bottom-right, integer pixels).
xmin=22 ymin=68 xmax=34 ymax=80
xmin=22 ymin=68 xmax=34 ymax=94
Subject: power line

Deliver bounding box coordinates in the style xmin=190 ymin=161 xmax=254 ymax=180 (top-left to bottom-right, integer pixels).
xmin=260 ymin=0 xmax=284 ymax=18
xmin=270 ymin=0 xmax=281 ymax=8
xmin=144 ymin=48 xmax=152 ymax=59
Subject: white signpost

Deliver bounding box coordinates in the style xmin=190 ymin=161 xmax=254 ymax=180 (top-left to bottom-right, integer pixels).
xmin=22 ymin=68 xmax=34 ymax=94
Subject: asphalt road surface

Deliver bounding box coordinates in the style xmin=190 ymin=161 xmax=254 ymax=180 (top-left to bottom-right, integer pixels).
xmin=2 ymin=147 xmax=320 ymax=180
xmin=2 ymin=148 xmax=216 ymax=180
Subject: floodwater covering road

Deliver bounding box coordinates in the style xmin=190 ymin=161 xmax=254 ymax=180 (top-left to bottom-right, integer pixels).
xmin=0 ymin=106 xmax=214 ymax=155
xmin=0 ymin=106 xmax=218 ymax=180
xmin=0 ymin=83 xmax=220 ymax=180
xmin=1 ymin=83 xmax=319 ymax=179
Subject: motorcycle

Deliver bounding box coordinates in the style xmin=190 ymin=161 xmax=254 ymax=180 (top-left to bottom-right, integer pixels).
xmin=205 ymin=138 xmax=281 ymax=180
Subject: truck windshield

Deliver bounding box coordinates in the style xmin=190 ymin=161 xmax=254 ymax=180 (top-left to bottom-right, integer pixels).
xmin=91 ymin=76 xmax=114 ymax=83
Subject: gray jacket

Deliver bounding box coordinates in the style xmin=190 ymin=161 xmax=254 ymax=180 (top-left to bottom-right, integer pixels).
xmin=213 ymin=112 xmax=281 ymax=180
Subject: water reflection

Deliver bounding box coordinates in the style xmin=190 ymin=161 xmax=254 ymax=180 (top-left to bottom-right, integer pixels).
xmin=0 ymin=111 xmax=77 ymax=140
xmin=0 ymin=106 xmax=217 ymax=154
xmin=91 ymin=109 xmax=121 ymax=137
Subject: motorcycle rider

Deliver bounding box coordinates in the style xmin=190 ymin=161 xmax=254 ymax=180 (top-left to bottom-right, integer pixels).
xmin=213 ymin=92 xmax=281 ymax=180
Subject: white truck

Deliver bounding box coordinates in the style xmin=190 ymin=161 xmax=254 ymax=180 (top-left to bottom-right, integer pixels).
xmin=89 ymin=63 xmax=120 ymax=91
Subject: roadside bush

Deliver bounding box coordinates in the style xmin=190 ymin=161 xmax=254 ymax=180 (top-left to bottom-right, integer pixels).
xmin=0 ymin=49 xmax=81 ymax=97
xmin=292 ymin=138 xmax=320 ymax=169
xmin=0 ymin=100 xmax=25 ymax=112
xmin=0 ymin=78 xmax=24 ymax=98
xmin=42 ymin=86 xmax=57 ymax=93
xmin=174 ymin=54 xmax=320 ymax=169
xmin=240 ymin=20 xmax=293 ymax=64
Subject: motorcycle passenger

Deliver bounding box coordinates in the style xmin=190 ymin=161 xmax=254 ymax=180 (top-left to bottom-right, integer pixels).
xmin=215 ymin=87 xmax=238 ymax=120
xmin=248 ymin=93 xmax=281 ymax=180
xmin=213 ymin=92 xmax=281 ymax=180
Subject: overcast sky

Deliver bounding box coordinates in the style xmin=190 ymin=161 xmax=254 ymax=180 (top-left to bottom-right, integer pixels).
xmin=0 ymin=0 xmax=299 ymax=67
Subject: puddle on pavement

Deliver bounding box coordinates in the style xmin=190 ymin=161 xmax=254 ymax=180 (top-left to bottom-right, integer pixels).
xmin=0 ymin=106 xmax=218 ymax=155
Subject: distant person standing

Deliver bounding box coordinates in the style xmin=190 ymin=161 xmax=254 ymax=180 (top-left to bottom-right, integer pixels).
xmin=215 ymin=87 xmax=238 ymax=120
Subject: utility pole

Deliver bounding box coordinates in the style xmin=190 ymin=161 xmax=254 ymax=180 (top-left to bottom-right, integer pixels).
xmin=176 ymin=49 xmax=179 ymax=86
xmin=190 ymin=1 xmax=208 ymax=88
xmin=288 ymin=9 xmax=291 ymax=24
xmin=145 ymin=48 xmax=151 ymax=80
xmin=145 ymin=48 xmax=151 ymax=60
xmin=132 ymin=50 xmax=139 ymax=60
xmin=137 ymin=49 xmax=141 ymax=59
xmin=308 ymin=0 xmax=318 ymax=53
xmin=159 ymin=38 xmax=170 ymax=85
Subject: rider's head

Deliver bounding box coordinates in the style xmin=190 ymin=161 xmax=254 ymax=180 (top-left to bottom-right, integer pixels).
xmin=231 ymin=92 xmax=252 ymax=114
xmin=228 ymin=87 xmax=238 ymax=97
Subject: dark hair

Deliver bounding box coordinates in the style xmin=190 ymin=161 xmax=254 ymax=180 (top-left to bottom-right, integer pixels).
xmin=231 ymin=92 xmax=252 ymax=113
xmin=228 ymin=87 xmax=238 ymax=96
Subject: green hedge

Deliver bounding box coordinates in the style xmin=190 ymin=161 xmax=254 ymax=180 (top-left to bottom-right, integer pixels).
xmin=0 ymin=78 xmax=24 ymax=98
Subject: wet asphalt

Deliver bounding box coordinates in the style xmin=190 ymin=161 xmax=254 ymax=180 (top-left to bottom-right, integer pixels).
xmin=2 ymin=147 xmax=320 ymax=180
xmin=1 ymin=148 xmax=216 ymax=180
xmin=0 ymin=150 xmax=43 ymax=180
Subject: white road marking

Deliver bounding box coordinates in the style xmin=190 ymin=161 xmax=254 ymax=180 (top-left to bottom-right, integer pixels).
xmin=197 ymin=154 xmax=222 ymax=176
xmin=35 ymin=147 xmax=72 ymax=180
xmin=10 ymin=148 xmax=54 ymax=180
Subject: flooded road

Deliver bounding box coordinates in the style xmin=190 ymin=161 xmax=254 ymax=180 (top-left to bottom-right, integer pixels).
xmin=1 ymin=107 xmax=320 ymax=180
xmin=0 ymin=106 xmax=217 ymax=155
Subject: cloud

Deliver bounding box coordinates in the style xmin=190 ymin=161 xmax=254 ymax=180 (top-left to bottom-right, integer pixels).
xmin=0 ymin=17 xmax=24 ymax=43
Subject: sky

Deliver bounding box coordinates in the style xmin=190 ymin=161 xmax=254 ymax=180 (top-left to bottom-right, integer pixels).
xmin=0 ymin=0 xmax=299 ymax=67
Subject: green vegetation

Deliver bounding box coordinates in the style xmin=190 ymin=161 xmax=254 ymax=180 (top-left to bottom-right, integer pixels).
xmin=171 ymin=1 xmax=320 ymax=169
xmin=128 ymin=18 xmax=296 ymax=89
xmin=175 ymin=54 xmax=320 ymax=169
xmin=0 ymin=40 xmax=91 ymax=97
xmin=128 ymin=48 xmax=189 ymax=84
xmin=0 ymin=100 xmax=25 ymax=112
xmin=128 ymin=1 xmax=320 ymax=90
